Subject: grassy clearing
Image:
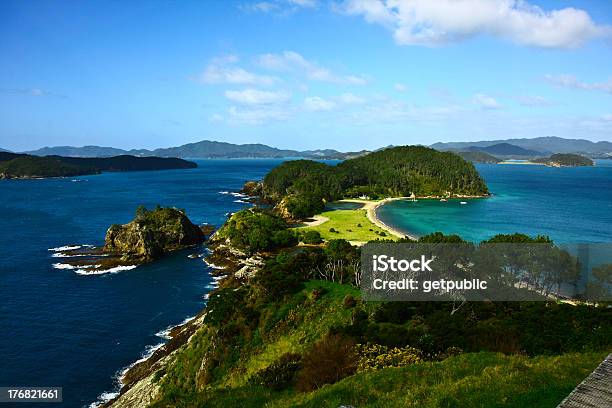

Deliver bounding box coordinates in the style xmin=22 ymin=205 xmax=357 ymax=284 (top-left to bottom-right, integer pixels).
xmin=297 ymin=209 xmax=395 ymax=242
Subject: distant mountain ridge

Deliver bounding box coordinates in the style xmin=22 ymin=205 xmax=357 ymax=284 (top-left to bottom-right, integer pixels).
xmin=23 ymin=140 xmax=368 ymax=160
xmin=17 ymin=136 xmax=612 ymax=160
xmin=467 ymin=143 xmax=542 ymax=156
xmin=431 ymin=137 xmax=612 ymax=156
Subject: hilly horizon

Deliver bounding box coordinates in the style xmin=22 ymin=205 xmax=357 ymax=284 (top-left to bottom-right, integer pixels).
xmin=10 ymin=136 xmax=611 ymax=159
xmin=431 ymin=136 xmax=612 ymax=156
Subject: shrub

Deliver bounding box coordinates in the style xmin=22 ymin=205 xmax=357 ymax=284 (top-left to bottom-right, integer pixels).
xmin=329 ymin=227 xmax=336 ymax=233
xmin=248 ymin=353 xmax=302 ymax=390
xmin=271 ymin=229 xmax=298 ymax=248
xmin=296 ymin=334 xmax=357 ymax=392
xmin=343 ymin=294 xmax=357 ymax=309
xmin=302 ymin=230 xmax=323 ymax=245
xmin=355 ymin=343 xmax=423 ymax=372
xmin=357 ymin=223 xmax=362 ymax=227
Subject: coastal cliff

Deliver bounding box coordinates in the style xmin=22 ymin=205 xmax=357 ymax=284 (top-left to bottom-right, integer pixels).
xmin=104 ymin=206 xmax=205 ymax=262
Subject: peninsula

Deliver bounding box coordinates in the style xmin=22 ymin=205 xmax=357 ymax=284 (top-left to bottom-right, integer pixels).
xmin=0 ymin=152 xmax=197 ymax=179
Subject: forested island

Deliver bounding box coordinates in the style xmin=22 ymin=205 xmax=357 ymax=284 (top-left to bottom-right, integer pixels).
xmin=533 ymin=153 xmax=594 ymax=167
xmin=0 ymin=152 xmax=196 ymax=179
xmin=262 ymin=146 xmax=489 ymax=219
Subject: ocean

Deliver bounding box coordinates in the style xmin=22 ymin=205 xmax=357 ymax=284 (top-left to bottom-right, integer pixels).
xmin=1 ymin=158 xmax=611 ymax=407
xmin=0 ymin=159 xmax=290 ymax=407
xmin=377 ymin=160 xmax=612 ymax=243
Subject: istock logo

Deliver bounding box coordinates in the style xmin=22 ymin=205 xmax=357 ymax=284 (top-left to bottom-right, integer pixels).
xmin=372 ymin=255 xmax=434 ymax=272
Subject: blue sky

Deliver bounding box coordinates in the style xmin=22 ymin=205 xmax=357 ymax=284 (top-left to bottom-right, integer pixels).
xmin=1 ymin=0 xmax=611 ymax=152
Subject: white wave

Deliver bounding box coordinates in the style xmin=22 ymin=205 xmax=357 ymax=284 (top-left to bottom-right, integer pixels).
xmin=74 ymin=265 xmax=137 ymax=276
xmin=203 ymin=260 xmax=225 ymax=270
xmin=156 ymin=326 xmax=173 ymax=340
xmin=52 ymin=263 xmax=77 ymax=270
xmin=203 ymin=293 xmax=210 ymax=300
xmin=230 ymin=192 xmax=247 ymax=198
xmin=89 ymin=391 xmax=119 ymax=408
xmin=212 ymin=275 xmax=226 ymax=281
xmin=219 ymin=191 xmax=230 ymax=195
xmin=48 ymin=245 xmax=82 ymax=252
xmin=52 ymin=252 xmax=92 ymax=258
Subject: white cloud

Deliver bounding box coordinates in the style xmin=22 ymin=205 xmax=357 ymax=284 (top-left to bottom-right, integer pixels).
xmin=255 ymin=51 xmax=368 ymax=85
xmin=338 ymin=92 xmax=366 ymax=104
xmin=241 ymin=0 xmax=317 ymax=14
xmin=394 ymin=83 xmax=408 ymax=92
xmin=0 ymin=87 xmax=63 ymax=97
xmin=227 ymin=105 xmax=291 ymax=125
xmin=544 ymin=74 xmax=612 ymax=94
xmin=199 ymin=56 xmax=277 ymax=86
xmin=515 ymin=95 xmax=554 ymax=107
xmin=473 ymin=93 xmax=502 ymax=109
xmin=224 ymin=88 xmax=291 ymax=105
xmin=304 ymin=96 xmax=337 ymax=111
xmin=339 ymin=0 xmax=612 ymax=48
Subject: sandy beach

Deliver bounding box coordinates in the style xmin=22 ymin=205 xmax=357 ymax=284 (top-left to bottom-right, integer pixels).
xmin=338 ymin=198 xmax=418 ymax=240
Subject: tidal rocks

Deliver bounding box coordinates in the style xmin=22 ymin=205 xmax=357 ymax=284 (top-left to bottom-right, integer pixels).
xmin=104 ymin=206 xmax=205 ymax=262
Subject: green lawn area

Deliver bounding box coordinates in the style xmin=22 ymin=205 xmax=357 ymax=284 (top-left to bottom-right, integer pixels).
xmin=297 ymin=209 xmax=395 ymax=242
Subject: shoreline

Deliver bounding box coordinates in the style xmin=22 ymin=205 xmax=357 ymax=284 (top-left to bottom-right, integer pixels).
xmin=340 ymin=194 xmax=488 ymax=242
xmin=338 ymin=198 xmax=416 ymax=240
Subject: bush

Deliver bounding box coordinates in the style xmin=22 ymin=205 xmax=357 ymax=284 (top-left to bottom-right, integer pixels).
xmin=248 ymin=353 xmax=302 ymax=390
xmin=329 ymin=228 xmax=336 ymax=233
xmin=271 ymin=229 xmax=298 ymax=248
xmin=296 ymin=334 xmax=357 ymax=392
xmin=343 ymin=294 xmax=357 ymax=309
xmin=302 ymin=230 xmax=323 ymax=245
xmin=355 ymin=343 xmax=423 ymax=372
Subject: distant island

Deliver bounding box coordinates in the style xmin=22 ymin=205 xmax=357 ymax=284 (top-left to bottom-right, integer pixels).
xmin=0 ymin=152 xmax=196 ymax=179
xmin=532 ymin=153 xmax=594 ymax=167
xmin=498 ymin=153 xmax=594 ymax=167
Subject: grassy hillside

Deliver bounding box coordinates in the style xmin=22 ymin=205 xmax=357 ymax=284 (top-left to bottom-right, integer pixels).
xmin=153 ymin=351 xmax=607 ymax=408
xmin=148 ymin=274 xmax=610 ymax=407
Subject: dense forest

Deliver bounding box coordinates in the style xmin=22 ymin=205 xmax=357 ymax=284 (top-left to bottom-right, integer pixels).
xmin=263 ymin=146 xmax=489 ymax=218
xmin=0 ymin=152 xmax=196 ymax=178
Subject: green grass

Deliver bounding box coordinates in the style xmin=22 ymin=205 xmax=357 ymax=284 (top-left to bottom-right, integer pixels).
xmin=154 ymin=351 xmax=607 ymax=408
xmin=297 ymin=209 xmax=395 ymax=242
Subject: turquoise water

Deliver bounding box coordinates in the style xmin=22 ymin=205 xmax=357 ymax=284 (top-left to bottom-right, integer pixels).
xmin=377 ymin=160 xmax=612 ymax=243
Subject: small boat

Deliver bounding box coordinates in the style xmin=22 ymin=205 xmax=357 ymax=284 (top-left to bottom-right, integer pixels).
xmin=440 ymin=198 xmax=447 ymax=202
xmin=460 ymin=201 xmax=467 ymax=205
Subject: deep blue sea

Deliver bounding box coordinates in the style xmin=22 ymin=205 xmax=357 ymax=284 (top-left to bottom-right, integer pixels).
xmin=1 ymin=158 xmax=612 ymax=407
xmin=377 ymin=160 xmax=612 ymax=243
xmin=0 ymin=159 xmax=292 ymax=407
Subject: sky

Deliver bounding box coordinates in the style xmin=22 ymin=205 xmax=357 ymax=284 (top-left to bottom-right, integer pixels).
xmin=0 ymin=0 xmax=611 ymax=152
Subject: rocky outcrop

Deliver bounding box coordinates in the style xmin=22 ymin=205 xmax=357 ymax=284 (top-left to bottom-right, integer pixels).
xmin=104 ymin=207 xmax=205 ymax=263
